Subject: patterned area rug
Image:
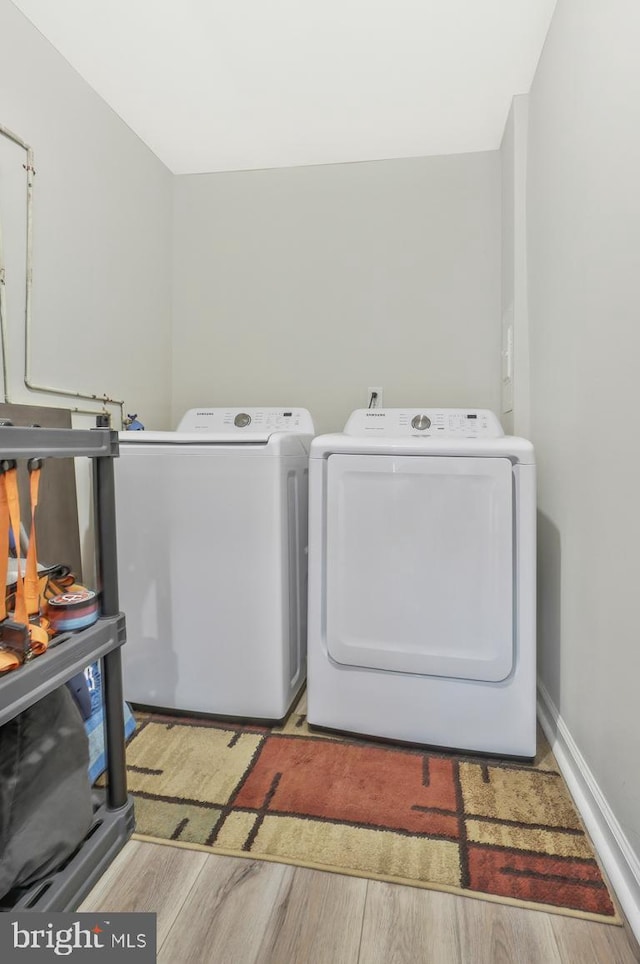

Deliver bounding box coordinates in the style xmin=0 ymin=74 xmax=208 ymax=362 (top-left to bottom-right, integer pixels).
xmin=124 ymin=694 xmax=619 ymax=923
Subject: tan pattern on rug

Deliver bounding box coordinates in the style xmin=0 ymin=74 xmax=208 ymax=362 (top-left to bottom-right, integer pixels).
xmin=121 ymin=696 xmax=620 ymax=923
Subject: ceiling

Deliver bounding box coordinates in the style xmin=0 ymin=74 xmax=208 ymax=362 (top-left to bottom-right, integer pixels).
xmin=11 ymin=0 xmax=557 ymax=175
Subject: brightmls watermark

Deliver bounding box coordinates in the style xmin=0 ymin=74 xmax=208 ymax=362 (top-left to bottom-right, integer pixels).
xmin=1 ymin=913 xmax=156 ymax=962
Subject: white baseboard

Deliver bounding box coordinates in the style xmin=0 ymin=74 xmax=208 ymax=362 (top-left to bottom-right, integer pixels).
xmin=537 ymin=682 xmax=640 ymax=940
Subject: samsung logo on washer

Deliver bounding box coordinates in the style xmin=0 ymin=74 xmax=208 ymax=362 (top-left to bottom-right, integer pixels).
xmin=5 ymin=913 xmax=156 ymax=961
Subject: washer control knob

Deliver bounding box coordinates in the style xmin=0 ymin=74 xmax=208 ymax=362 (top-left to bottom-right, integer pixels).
xmin=234 ymin=412 xmax=252 ymax=428
xmin=411 ymin=414 xmax=431 ymax=431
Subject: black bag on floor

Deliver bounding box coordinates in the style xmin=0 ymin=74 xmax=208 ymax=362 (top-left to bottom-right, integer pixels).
xmin=0 ymin=685 xmax=93 ymax=900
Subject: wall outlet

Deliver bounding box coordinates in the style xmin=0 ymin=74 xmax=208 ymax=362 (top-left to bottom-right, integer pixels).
xmin=367 ymin=386 xmax=383 ymax=408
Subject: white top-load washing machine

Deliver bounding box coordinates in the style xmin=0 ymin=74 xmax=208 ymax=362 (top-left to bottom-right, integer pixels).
xmin=115 ymin=407 xmax=314 ymax=721
xmin=307 ymin=408 xmax=536 ymax=757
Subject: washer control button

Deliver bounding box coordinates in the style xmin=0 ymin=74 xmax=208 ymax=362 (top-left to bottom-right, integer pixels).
xmin=411 ymin=414 xmax=431 ymax=431
xmin=234 ymin=412 xmax=252 ymax=428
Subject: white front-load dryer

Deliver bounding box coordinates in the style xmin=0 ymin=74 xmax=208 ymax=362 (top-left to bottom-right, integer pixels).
xmin=115 ymin=407 xmax=314 ymax=721
xmin=307 ymin=408 xmax=536 ymax=757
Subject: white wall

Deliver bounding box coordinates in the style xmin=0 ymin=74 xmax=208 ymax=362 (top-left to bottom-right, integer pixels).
xmin=0 ymin=0 xmax=172 ymax=431
xmin=500 ymin=94 xmax=530 ymax=438
xmin=172 ymin=153 xmax=501 ymax=434
xmin=527 ymin=0 xmax=640 ymax=873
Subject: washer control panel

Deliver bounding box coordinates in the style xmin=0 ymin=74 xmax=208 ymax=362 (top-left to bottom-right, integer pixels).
xmin=177 ymin=407 xmax=315 ymax=434
xmin=343 ymin=409 xmax=504 ymax=438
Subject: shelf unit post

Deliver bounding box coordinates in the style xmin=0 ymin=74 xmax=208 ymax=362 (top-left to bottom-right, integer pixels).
xmin=93 ymin=431 xmax=128 ymax=811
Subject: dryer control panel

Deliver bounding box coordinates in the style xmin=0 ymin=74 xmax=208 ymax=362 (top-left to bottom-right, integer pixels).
xmin=343 ymin=409 xmax=504 ymax=438
xmin=177 ymin=407 xmax=315 ymax=434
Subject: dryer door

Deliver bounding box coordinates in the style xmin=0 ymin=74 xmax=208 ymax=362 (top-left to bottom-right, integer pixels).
xmin=325 ymin=454 xmax=513 ymax=681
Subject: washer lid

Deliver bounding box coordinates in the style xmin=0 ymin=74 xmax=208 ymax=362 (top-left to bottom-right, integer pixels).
xmin=325 ymin=452 xmax=514 ymax=682
xmin=119 ymin=431 xmax=274 ymax=445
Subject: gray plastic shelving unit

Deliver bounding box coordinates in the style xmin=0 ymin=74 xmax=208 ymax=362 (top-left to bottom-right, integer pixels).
xmin=0 ymin=424 xmax=135 ymax=911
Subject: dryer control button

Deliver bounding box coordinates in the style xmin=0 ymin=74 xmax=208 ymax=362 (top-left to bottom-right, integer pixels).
xmin=411 ymin=414 xmax=431 ymax=430
xmin=234 ymin=413 xmax=252 ymax=428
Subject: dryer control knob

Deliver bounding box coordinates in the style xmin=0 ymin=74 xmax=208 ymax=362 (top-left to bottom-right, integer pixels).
xmin=411 ymin=414 xmax=431 ymax=430
xmin=234 ymin=412 xmax=252 ymax=427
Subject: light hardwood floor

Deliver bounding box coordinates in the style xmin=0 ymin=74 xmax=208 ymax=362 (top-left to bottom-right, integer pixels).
xmin=79 ymin=840 xmax=640 ymax=963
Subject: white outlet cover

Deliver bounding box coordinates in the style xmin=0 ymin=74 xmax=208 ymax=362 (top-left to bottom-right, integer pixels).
xmin=501 ymin=306 xmax=514 ymax=415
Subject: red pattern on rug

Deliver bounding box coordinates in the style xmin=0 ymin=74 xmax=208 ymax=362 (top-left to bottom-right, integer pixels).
xmin=467 ymin=845 xmax=616 ymax=916
xmin=233 ymin=735 xmax=460 ymax=838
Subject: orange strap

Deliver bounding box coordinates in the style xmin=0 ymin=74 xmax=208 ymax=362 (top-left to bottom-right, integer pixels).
xmin=25 ymin=464 xmax=41 ymax=616
xmin=0 ymin=468 xmax=19 ymax=673
xmin=3 ymin=464 xmax=48 ymax=658
xmin=4 ymin=465 xmax=27 ymax=627
xmin=0 ymin=649 xmax=19 ymax=673
xmin=25 ymin=462 xmax=49 ymax=652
